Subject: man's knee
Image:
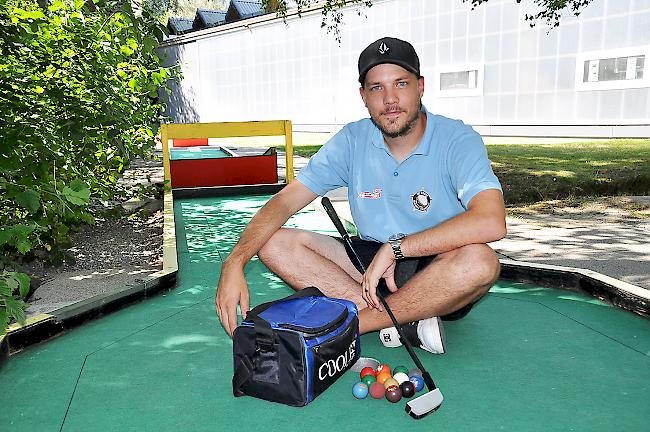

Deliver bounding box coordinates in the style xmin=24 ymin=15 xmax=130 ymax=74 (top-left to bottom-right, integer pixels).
xmin=441 ymin=244 xmax=500 ymax=291
xmin=463 ymin=244 xmax=500 ymax=290
xmin=258 ymin=228 xmax=295 ymax=263
xmin=257 ymin=228 xmax=311 ymax=264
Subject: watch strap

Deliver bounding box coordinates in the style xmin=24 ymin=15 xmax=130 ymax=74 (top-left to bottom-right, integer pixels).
xmin=389 ymin=236 xmax=405 ymax=260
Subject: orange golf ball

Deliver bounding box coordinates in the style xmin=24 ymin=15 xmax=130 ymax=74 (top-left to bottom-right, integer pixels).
xmin=376 ymin=371 xmax=392 ymax=385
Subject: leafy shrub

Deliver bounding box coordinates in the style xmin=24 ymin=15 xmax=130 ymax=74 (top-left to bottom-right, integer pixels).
xmin=0 ymin=0 xmax=176 ymax=333
xmin=0 ymin=271 xmax=29 ymax=335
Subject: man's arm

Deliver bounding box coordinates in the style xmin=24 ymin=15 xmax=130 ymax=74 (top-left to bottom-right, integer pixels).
xmin=401 ymin=188 xmax=506 ymax=256
xmin=362 ymin=189 xmax=506 ymax=309
xmin=215 ymin=180 xmax=318 ymax=336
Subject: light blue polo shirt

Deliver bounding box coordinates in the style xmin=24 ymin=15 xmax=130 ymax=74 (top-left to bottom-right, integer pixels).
xmin=297 ymin=108 xmax=502 ymax=243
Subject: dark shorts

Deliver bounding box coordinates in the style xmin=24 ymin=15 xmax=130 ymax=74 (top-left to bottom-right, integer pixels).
xmin=335 ymin=236 xmax=477 ymax=321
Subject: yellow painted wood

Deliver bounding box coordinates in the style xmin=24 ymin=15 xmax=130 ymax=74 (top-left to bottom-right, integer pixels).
xmin=161 ymin=124 xmax=171 ymax=183
xmin=7 ymin=313 xmax=54 ymax=333
xmin=165 ymin=120 xmax=287 ymax=139
xmin=162 ymin=120 xmax=295 ymax=184
xmin=284 ymin=120 xmax=294 ymax=182
xmin=161 ymin=188 xmax=178 ymax=273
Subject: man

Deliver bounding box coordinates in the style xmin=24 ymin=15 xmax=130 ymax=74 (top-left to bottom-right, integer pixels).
xmin=216 ymin=37 xmax=506 ymax=354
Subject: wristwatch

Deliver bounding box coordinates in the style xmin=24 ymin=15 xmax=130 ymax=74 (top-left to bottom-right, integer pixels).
xmin=388 ymin=233 xmax=406 ymax=260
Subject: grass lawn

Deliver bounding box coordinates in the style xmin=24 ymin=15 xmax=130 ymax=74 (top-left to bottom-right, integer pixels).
xmin=280 ymin=139 xmax=650 ymax=205
xmin=488 ymin=139 xmax=650 ymax=204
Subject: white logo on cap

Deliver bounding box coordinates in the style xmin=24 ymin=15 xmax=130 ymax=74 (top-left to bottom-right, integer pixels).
xmin=378 ymin=42 xmax=390 ymax=55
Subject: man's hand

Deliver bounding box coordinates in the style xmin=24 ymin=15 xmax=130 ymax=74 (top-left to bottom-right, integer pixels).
xmin=362 ymin=243 xmax=398 ymax=311
xmin=215 ymin=261 xmax=250 ymax=337
xmin=213 ymin=181 xmax=318 ymax=337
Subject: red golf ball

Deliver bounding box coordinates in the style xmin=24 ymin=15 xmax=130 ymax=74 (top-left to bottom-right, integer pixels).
xmin=369 ymin=382 xmax=386 ymax=399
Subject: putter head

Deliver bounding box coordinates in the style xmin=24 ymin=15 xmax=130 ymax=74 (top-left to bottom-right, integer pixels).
xmin=405 ymin=388 xmax=443 ymax=419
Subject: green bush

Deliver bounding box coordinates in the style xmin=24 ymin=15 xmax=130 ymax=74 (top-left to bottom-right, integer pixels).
xmin=0 ymin=0 xmax=176 ymax=334
xmin=0 ymin=271 xmax=29 ymax=335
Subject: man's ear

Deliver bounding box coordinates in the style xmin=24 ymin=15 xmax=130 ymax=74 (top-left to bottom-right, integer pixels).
xmin=359 ymin=86 xmax=367 ymax=107
xmin=418 ymin=76 xmax=425 ymax=98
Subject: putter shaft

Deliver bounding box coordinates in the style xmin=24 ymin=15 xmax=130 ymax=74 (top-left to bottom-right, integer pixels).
xmin=321 ymin=197 xmax=438 ymax=392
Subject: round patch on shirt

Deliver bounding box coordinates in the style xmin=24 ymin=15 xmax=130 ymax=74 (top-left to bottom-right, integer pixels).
xmin=412 ymin=189 xmax=431 ymax=212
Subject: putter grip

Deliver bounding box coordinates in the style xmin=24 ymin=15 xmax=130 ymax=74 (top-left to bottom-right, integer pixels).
xmin=321 ymin=197 xmax=348 ymax=238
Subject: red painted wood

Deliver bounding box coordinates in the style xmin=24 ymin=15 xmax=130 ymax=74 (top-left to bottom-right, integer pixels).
xmin=170 ymin=155 xmax=278 ymax=188
xmin=173 ymin=138 xmax=208 ymax=147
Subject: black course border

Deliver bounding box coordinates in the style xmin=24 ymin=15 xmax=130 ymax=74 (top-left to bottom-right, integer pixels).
xmin=3 ymin=272 xmax=178 ymax=355
xmin=172 ymin=183 xmax=285 ymax=198
xmin=500 ymin=260 xmax=649 ymax=318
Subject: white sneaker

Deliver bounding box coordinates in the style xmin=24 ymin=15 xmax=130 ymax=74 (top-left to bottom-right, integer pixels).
xmin=379 ymin=317 xmax=446 ymax=354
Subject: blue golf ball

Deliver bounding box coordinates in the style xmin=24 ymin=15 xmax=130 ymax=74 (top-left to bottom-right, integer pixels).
xmin=352 ymin=382 xmax=369 ymax=399
xmin=409 ymin=375 xmax=425 ymax=392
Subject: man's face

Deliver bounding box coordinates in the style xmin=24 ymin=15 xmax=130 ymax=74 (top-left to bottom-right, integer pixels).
xmin=359 ymin=63 xmax=425 ymax=139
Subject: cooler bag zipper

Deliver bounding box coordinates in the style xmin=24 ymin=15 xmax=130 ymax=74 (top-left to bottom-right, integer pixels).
xmin=278 ymin=308 xmax=348 ymax=338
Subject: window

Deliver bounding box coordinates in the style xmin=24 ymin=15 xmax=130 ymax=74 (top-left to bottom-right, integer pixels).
xmin=435 ymin=64 xmax=484 ymax=97
xmin=441 ymin=70 xmax=478 ymax=90
xmin=576 ymin=47 xmax=650 ymax=91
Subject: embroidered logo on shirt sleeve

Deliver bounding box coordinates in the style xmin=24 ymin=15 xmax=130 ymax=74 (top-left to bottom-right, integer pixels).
xmin=412 ymin=189 xmax=431 ymax=211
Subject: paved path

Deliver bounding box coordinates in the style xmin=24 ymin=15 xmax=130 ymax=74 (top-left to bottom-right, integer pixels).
xmin=493 ymin=216 xmax=649 ymax=289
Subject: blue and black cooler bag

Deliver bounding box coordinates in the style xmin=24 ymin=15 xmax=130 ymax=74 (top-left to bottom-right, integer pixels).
xmin=232 ymin=287 xmax=360 ymax=406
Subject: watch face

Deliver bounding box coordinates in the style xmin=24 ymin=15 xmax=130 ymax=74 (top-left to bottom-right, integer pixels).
xmin=389 ymin=233 xmax=405 ymax=242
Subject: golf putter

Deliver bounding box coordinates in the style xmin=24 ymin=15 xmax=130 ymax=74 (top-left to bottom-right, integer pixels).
xmin=321 ymin=197 xmax=443 ymax=419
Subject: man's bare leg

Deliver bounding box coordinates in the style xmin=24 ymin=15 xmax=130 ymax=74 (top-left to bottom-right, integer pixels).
xmin=258 ymin=228 xmax=500 ymax=334
xmin=258 ymin=228 xmax=366 ymax=306
xmin=358 ymin=243 xmax=500 ymax=333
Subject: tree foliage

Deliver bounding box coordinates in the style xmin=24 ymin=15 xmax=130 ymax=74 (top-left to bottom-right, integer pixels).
xmin=0 ymin=0 xmax=175 ymax=333
xmin=263 ymin=0 xmax=594 ymax=34
xmin=140 ymin=0 xmax=227 ymax=21
xmin=263 ymin=0 xmax=373 ymax=42
xmin=465 ymin=0 xmax=593 ymax=27
xmin=0 ymin=271 xmax=29 ymax=335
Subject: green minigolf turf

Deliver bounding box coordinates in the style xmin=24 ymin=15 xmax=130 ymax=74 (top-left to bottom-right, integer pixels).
xmin=1 ymin=194 xmax=648 ymax=431
xmin=170 ymin=147 xmax=233 ymax=160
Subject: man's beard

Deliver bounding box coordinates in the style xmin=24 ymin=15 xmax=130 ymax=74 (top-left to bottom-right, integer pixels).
xmin=370 ymin=107 xmax=421 ymax=139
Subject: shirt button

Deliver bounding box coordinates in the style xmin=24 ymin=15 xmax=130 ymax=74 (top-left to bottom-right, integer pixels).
xmin=393 ymin=172 xmax=399 ymax=177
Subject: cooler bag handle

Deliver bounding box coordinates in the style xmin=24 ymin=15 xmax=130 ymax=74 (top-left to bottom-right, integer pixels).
xmin=245 ymin=287 xmax=324 ymax=355
xmin=246 ymin=286 xmax=325 ymax=318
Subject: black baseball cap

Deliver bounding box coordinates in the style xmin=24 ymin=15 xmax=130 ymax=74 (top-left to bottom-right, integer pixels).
xmin=358 ymin=37 xmax=420 ymax=85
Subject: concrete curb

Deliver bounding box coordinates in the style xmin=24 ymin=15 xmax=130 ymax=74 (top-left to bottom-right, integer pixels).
xmin=1 ymin=189 xmax=179 ymax=359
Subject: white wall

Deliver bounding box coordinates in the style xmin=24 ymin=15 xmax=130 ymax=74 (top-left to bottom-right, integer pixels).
xmin=159 ymin=0 xmax=650 ymax=137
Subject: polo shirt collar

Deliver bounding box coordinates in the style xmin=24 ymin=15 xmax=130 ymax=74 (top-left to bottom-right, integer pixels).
xmin=370 ymin=105 xmax=435 ymax=156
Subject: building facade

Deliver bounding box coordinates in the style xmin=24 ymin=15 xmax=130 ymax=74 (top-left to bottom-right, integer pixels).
xmin=159 ymin=0 xmax=650 ymax=137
